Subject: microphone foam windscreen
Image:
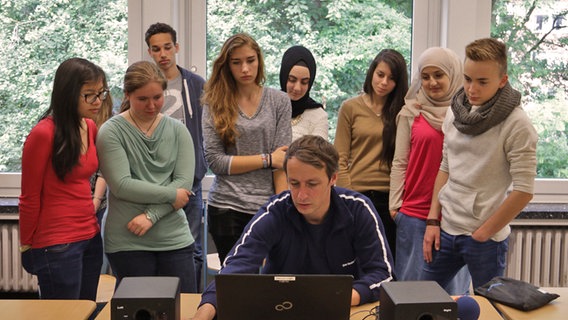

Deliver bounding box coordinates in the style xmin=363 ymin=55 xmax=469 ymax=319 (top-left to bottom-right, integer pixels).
xmin=455 ymin=295 xmax=480 ymax=320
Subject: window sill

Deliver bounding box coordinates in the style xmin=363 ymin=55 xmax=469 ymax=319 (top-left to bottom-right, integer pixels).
xmin=2 ymin=197 xmax=567 ymax=219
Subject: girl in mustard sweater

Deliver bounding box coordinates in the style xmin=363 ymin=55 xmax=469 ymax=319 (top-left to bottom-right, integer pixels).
xmin=334 ymin=49 xmax=408 ymax=259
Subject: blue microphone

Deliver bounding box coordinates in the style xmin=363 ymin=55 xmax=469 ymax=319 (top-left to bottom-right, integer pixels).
xmin=454 ymin=295 xmax=480 ymax=320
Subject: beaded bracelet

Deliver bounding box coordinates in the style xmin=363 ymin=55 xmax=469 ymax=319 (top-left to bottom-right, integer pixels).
xmin=261 ymin=153 xmax=269 ymax=169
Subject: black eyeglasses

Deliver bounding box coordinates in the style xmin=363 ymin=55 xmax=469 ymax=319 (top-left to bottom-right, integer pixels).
xmin=81 ymin=89 xmax=109 ymax=104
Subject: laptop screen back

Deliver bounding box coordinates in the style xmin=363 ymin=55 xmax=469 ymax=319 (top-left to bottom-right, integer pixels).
xmin=216 ymin=274 xmax=353 ymax=320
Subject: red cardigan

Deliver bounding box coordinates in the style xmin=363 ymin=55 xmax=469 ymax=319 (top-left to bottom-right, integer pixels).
xmin=19 ymin=117 xmax=100 ymax=248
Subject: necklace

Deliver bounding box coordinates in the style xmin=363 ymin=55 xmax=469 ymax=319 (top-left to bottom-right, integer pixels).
xmin=291 ymin=114 xmax=302 ymax=126
xmin=363 ymin=94 xmax=383 ymax=117
xmin=129 ymin=109 xmax=158 ymax=135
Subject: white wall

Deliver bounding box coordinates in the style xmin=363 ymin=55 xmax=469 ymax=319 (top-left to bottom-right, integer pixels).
xmin=411 ymin=0 xmax=491 ymax=76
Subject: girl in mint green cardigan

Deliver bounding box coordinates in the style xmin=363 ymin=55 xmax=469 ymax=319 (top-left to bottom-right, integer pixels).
xmin=97 ymin=61 xmax=197 ymax=292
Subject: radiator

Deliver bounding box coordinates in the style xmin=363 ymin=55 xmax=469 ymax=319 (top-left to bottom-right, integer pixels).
xmin=0 ymin=222 xmax=38 ymax=292
xmin=506 ymin=225 xmax=568 ymax=287
xmin=2 ymin=221 xmax=567 ymax=290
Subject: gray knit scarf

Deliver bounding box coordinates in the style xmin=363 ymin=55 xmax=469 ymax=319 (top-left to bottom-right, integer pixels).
xmin=451 ymin=82 xmax=520 ymax=136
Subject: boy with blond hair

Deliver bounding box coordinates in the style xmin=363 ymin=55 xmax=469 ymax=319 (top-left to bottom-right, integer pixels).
xmin=422 ymin=38 xmax=537 ymax=291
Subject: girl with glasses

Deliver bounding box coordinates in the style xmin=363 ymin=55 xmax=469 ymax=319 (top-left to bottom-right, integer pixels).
xmin=19 ymin=57 xmax=107 ymax=300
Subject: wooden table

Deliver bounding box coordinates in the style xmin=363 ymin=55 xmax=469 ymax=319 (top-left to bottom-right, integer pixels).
xmin=493 ymin=287 xmax=567 ymax=320
xmin=96 ymin=274 xmax=116 ymax=304
xmin=96 ymin=293 xmax=503 ymax=320
xmin=0 ymin=299 xmax=96 ymax=320
xmin=470 ymin=295 xmax=505 ymax=320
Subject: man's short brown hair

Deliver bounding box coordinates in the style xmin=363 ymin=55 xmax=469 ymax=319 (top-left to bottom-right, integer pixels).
xmin=284 ymin=135 xmax=339 ymax=180
xmin=465 ymin=38 xmax=508 ymax=75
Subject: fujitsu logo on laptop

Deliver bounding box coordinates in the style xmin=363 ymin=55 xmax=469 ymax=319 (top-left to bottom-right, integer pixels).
xmin=274 ymin=301 xmax=293 ymax=311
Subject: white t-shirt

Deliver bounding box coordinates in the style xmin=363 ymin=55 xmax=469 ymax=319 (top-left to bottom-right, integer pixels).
xmin=163 ymin=75 xmax=185 ymax=123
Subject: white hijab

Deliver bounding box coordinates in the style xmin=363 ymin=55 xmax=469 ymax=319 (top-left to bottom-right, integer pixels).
xmin=399 ymin=47 xmax=463 ymax=130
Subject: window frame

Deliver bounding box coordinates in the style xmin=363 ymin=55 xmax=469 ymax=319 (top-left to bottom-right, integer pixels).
xmin=1 ymin=0 xmax=566 ymax=203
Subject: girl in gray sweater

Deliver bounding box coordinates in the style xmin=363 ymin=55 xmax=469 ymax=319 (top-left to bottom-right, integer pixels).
xmin=201 ymin=33 xmax=292 ymax=263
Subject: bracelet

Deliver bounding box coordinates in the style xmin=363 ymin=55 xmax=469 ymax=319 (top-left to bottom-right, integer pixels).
xmin=145 ymin=212 xmax=153 ymax=222
xmin=260 ymin=153 xmax=269 ymax=169
xmin=426 ymin=219 xmax=441 ymax=226
xmin=268 ymin=153 xmax=273 ymax=168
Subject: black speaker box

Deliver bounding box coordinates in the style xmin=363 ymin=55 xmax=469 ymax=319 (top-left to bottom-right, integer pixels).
xmin=111 ymin=276 xmax=180 ymax=320
xmin=379 ymin=281 xmax=457 ymax=320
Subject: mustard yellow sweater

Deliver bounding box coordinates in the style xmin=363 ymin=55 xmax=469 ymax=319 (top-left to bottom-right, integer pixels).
xmin=333 ymin=95 xmax=390 ymax=192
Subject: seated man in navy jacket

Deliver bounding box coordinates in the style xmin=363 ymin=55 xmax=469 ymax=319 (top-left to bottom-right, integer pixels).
xmin=193 ymin=135 xmax=394 ymax=320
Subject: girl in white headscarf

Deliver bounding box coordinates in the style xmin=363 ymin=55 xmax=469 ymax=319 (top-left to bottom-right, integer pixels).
xmin=389 ymin=47 xmax=471 ymax=294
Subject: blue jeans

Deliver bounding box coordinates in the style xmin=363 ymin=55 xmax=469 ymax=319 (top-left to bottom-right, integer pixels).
xmin=420 ymin=229 xmax=508 ymax=290
xmin=107 ymin=244 xmax=196 ymax=293
xmin=30 ymin=234 xmax=103 ymax=300
xmin=395 ymin=213 xmax=472 ymax=294
xmin=96 ymin=206 xmax=111 ymax=274
xmin=184 ymin=186 xmax=203 ymax=288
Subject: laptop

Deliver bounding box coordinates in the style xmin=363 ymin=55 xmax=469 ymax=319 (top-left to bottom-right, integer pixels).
xmin=216 ymin=274 xmax=353 ymax=320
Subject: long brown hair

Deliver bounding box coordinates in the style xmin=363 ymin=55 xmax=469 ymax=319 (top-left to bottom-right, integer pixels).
xmin=201 ymin=33 xmax=266 ymax=146
xmin=363 ymin=49 xmax=408 ymax=169
xmin=41 ymin=58 xmax=107 ymax=181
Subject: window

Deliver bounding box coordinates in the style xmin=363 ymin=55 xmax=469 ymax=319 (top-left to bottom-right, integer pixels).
xmin=492 ymin=0 xmax=568 ymax=179
xmin=0 ymin=0 xmax=127 ymax=173
xmin=1 ymin=0 xmax=567 ymax=202
xmin=553 ymin=14 xmax=565 ymax=28
xmin=205 ymin=0 xmax=412 ymax=139
xmin=536 ymin=15 xmax=547 ymax=30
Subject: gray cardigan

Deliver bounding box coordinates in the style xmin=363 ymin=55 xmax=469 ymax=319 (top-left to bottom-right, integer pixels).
xmin=202 ymin=87 xmax=292 ymax=214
